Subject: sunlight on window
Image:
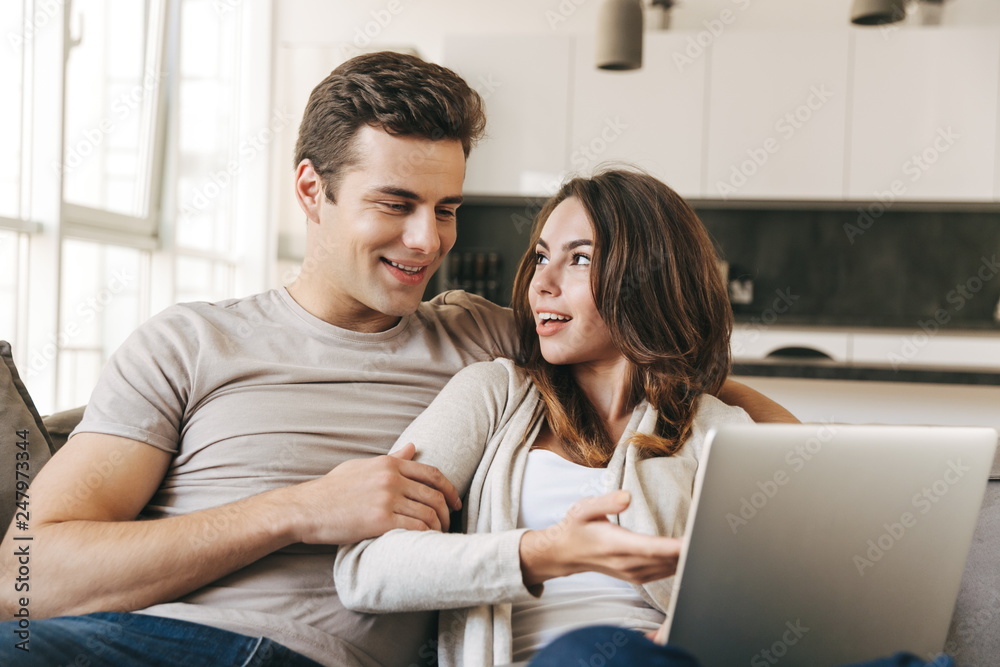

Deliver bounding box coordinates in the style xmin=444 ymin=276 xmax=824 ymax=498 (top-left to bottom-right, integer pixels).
xmin=0 ymin=230 xmax=24 ymax=337
xmin=0 ymin=2 xmax=26 ymax=221
xmin=58 ymin=239 xmax=146 ymax=408
xmin=63 ymin=0 xmax=159 ymax=218
xmin=175 ymin=255 xmax=234 ymax=304
xmin=175 ymin=0 xmax=239 ymax=254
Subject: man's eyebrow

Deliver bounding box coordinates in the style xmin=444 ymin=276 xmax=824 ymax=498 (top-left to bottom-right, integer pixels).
xmin=371 ymin=186 xmax=463 ymax=206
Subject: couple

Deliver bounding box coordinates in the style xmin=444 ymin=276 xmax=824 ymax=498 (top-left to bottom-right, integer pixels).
xmin=0 ymin=51 xmax=940 ymax=667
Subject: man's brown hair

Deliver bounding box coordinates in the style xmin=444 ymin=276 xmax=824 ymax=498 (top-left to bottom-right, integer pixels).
xmin=511 ymin=169 xmax=733 ymax=467
xmin=294 ymin=51 xmax=487 ymax=201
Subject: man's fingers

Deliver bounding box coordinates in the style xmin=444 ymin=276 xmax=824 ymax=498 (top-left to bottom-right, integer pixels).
xmin=392 ymin=496 xmax=444 ymax=532
xmin=395 ymin=457 xmax=462 ymax=511
xmin=398 ymin=476 xmax=453 ymax=532
xmin=389 ymin=443 xmax=416 ymax=460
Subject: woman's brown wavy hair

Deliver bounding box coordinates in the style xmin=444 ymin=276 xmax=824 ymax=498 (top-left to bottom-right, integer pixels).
xmin=511 ymin=169 xmax=732 ymax=467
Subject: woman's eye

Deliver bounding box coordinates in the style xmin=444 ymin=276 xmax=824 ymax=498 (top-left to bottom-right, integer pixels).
xmin=573 ymin=253 xmax=591 ymax=266
xmin=534 ymin=252 xmax=549 ymax=265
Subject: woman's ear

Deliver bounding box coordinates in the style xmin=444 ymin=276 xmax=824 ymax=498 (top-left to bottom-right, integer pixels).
xmin=294 ymin=159 xmax=323 ymax=224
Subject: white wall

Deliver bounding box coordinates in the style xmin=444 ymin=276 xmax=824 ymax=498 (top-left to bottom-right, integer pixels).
xmin=275 ymin=0 xmax=1000 ymax=63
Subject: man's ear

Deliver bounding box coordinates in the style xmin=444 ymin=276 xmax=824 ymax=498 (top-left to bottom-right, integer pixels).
xmin=294 ymin=160 xmax=324 ymax=224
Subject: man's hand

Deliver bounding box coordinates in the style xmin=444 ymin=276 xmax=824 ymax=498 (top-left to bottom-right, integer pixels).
xmin=718 ymin=378 xmax=799 ymax=423
xmin=519 ymin=490 xmax=681 ymax=587
xmin=284 ymin=443 xmax=462 ymax=545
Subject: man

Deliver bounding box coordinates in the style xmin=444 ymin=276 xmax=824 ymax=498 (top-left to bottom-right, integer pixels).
xmin=0 ymin=52 xmax=793 ymax=666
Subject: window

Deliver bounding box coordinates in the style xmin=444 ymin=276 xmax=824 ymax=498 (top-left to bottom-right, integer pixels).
xmin=4 ymin=0 xmax=274 ymax=415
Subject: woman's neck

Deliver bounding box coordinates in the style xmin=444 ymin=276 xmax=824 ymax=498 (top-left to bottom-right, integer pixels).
xmin=571 ymin=357 xmax=632 ymax=441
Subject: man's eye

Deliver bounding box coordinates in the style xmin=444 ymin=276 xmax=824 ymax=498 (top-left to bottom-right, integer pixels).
xmin=437 ymin=209 xmax=457 ymax=220
xmin=382 ymin=202 xmax=410 ymax=213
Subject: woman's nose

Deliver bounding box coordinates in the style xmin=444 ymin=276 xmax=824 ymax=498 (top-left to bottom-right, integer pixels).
xmin=533 ymin=264 xmax=560 ymax=296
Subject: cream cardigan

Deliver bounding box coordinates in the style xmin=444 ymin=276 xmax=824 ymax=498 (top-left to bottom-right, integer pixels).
xmin=334 ymin=358 xmax=752 ymax=667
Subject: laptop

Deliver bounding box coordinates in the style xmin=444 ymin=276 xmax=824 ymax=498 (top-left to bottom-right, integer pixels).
xmin=660 ymin=423 xmax=997 ymax=666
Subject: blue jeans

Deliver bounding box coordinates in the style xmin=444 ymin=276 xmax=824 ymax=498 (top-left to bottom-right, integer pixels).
xmin=0 ymin=611 xmax=324 ymax=666
xmin=528 ymin=625 xmax=956 ymax=667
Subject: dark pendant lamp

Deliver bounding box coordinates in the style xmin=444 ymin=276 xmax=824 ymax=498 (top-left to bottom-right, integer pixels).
xmin=850 ymin=0 xmax=908 ymax=24
xmin=596 ymin=0 xmax=644 ymax=70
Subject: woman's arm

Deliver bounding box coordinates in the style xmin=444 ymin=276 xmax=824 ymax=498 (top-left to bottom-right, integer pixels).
xmin=334 ymin=361 xmax=530 ymax=612
xmin=717 ymin=378 xmax=799 ymax=423
xmin=334 ymin=360 xmax=683 ymax=613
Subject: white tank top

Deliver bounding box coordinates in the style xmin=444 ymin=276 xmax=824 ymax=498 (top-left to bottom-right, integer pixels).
xmin=510 ymin=448 xmax=664 ymax=661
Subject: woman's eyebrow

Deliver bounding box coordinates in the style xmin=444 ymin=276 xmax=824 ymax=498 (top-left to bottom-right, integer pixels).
xmin=563 ymin=239 xmax=593 ymax=251
xmin=535 ymin=239 xmax=593 ymax=250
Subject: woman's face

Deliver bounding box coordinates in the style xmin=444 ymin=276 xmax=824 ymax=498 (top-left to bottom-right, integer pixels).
xmin=528 ymin=197 xmax=620 ymax=367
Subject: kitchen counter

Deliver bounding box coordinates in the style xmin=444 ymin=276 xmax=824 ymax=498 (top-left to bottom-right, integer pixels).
xmin=733 ymin=358 xmax=1000 ymax=386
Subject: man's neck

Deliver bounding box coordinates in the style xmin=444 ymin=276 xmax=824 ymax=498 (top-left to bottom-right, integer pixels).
xmin=285 ymin=281 xmax=401 ymax=333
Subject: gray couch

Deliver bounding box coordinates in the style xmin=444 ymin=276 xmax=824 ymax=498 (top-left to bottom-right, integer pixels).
xmin=2 ymin=339 xmax=996 ymax=665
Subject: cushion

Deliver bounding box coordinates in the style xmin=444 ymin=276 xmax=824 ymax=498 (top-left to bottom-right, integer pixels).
xmin=0 ymin=341 xmax=54 ymax=540
xmin=43 ymin=405 xmax=87 ymax=453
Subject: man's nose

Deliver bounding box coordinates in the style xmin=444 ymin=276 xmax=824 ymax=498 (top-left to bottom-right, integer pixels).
xmin=402 ymin=209 xmax=441 ymax=256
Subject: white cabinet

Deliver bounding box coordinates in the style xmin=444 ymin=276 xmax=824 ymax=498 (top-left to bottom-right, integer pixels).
xmin=704 ymin=31 xmax=851 ymax=200
xmin=847 ymin=28 xmax=1000 ymax=202
xmin=731 ymin=326 xmax=851 ymax=362
xmin=851 ymin=331 xmax=1000 ymax=370
xmin=734 ymin=375 xmax=1000 ymax=433
xmin=570 ymin=34 xmax=707 ymax=197
xmin=442 ymin=35 xmax=571 ymax=197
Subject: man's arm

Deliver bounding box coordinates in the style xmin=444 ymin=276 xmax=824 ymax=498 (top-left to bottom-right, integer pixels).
xmin=717 ymin=378 xmax=799 ymax=423
xmin=0 ymin=435 xmax=458 ymax=619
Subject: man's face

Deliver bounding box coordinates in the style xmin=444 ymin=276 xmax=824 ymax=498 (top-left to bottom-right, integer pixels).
xmin=301 ymin=126 xmax=465 ymax=331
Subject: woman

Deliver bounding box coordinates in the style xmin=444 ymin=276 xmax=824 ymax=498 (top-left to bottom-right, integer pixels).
xmin=334 ymin=169 xmax=749 ymax=665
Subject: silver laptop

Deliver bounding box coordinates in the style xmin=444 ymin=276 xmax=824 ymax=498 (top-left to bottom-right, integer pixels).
xmin=662 ymin=423 xmax=997 ymax=666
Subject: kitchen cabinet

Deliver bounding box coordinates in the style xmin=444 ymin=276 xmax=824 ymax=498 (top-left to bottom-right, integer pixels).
xmin=704 ymin=31 xmax=850 ymax=200
xmin=731 ymin=326 xmax=850 ymax=362
xmin=441 ymin=35 xmax=571 ymax=197
xmin=847 ymin=28 xmax=1000 ymax=202
xmin=851 ymin=331 xmax=1000 ymax=370
xmin=570 ymin=34 xmax=706 ymax=197
xmin=734 ymin=375 xmax=1000 ymax=431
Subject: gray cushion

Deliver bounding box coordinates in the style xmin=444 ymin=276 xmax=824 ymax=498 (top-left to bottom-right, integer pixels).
xmin=945 ymin=480 xmax=999 ymax=666
xmin=0 ymin=341 xmax=54 ymax=540
xmin=42 ymin=405 xmax=87 ymax=453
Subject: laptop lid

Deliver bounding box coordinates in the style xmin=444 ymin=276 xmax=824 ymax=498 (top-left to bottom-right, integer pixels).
xmin=662 ymin=423 xmax=997 ymax=667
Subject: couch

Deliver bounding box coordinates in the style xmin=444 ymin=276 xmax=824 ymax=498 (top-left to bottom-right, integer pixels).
xmin=1 ymin=341 xmax=996 ymax=665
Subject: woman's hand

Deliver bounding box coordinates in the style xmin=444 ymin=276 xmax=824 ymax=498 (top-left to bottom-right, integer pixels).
xmin=518 ymin=490 xmax=682 ymax=587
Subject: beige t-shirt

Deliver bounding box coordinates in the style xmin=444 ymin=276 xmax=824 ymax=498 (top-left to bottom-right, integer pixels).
xmin=70 ymin=287 xmax=517 ymax=667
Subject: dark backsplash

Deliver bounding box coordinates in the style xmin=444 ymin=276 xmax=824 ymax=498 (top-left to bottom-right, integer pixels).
xmin=700 ymin=208 xmax=1000 ymax=329
xmin=450 ymin=202 xmax=1000 ymax=330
